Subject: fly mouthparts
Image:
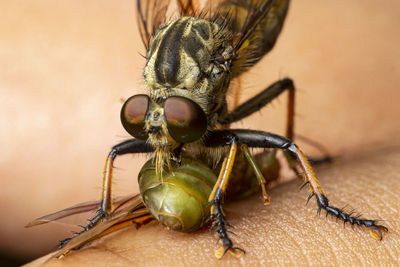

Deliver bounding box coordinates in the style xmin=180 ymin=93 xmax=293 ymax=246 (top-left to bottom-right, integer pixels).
xmin=148 ymin=125 xmax=162 ymax=133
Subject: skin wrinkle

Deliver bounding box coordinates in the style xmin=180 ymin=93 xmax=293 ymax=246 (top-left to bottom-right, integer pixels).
xmin=323 ymin=160 xmax=396 ymax=266
xmin=277 ymin=198 xmax=313 ymax=267
xmin=327 ymin=176 xmax=369 ymax=217
xmin=345 ymin=162 xmax=392 ymax=220
xmin=299 ymin=202 xmax=337 ymax=266
xmin=382 ymin=244 xmax=396 ymax=266
xmin=355 ymin=179 xmax=384 ymax=218
xmin=336 ymin=161 xmax=398 ymax=265
xmin=361 ymin=166 xmax=398 ymax=210
xmin=251 ymin=207 xmax=290 ymax=265
xmin=294 ymin=185 xmax=354 ymax=266
xmin=267 ymin=224 xmax=295 ymax=266
xmin=274 ymin=192 xmax=315 ymax=256
xmin=337 ymin=224 xmax=361 ymax=267
xmin=109 ymin=242 xmax=135 ymax=256
xmin=102 ymin=247 xmax=136 ymax=265
xmin=215 ymin=200 xmax=268 ymax=262
xmin=269 ymin=192 xmax=308 ymax=265
xmin=8 ymin=0 xmax=399 ymax=264
xmin=301 ymin=212 xmax=333 ymax=266
xmin=26 ymin=148 xmax=400 ymax=265
xmin=324 ymin=186 xmax=377 ymax=243
xmin=230 ymin=209 xmax=272 ymax=263
xmin=378 ymin=163 xmax=400 ymax=223
xmin=321 ymin=167 xmax=378 ymax=229
xmin=323 ymin=230 xmax=343 ymax=266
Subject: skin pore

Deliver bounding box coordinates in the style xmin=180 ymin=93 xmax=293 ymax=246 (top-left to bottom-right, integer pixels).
xmin=1 ymin=0 xmax=399 ymax=265
xmin=27 ymin=147 xmax=400 ymax=266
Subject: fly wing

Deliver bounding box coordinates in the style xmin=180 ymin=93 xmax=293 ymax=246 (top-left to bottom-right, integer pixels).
xmin=177 ymin=0 xmax=200 ymax=16
xmin=54 ymin=197 xmax=153 ymax=258
xmin=27 ymin=194 xmax=154 ymax=258
xmin=25 ymin=195 xmax=142 ymax=227
xmin=25 ymin=200 xmax=100 ymax=227
xmin=137 ymin=0 xmax=170 ymax=50
xmin=216 ymin=0 xmax=290 ymax=77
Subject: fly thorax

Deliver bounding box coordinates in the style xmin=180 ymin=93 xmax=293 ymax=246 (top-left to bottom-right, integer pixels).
xmin=143 ymin=16 xmax=232 ymax=115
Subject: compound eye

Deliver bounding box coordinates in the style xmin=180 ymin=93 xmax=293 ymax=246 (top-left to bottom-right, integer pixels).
xmin=164 ymin=96 xmax=207 ymax=143
xmin=121 ymin=94 xmax=149 ymax=140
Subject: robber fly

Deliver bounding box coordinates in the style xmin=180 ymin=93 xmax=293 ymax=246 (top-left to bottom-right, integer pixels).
xmin=27 ymin=0 xmax=387 ymax=259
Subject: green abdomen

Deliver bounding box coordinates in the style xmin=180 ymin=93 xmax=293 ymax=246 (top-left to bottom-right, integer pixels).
xmin=138 ymin=156 xmax=217 ymax=232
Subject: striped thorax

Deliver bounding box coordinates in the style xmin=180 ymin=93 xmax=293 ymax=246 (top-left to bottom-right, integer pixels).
xmin=144 ymin=16 xmax=231 ymax=126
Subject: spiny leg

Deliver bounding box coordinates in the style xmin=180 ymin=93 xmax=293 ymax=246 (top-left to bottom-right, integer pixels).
xmin=217 ymin=77 xmax=302 ymax=176
xmin=219 ymin=78 xmax=295 ymax=132
xmin=290 ymin=145 xmax=387 ymax=239
xmin=57 ymin=211 xmax=154 ymax=259
xmin=92 ymin=139 xmax=154 ymax=226
xmin=204 ymin=129 xmax=387 ymax=240
xmin=219 ymin=77 xmax=300 ymax=180
xmin=60 ymin=139 xmax=154 ymax=247
xmin=219 ymin=77 xmax=330 ymax=167
xmin=208 ymin=138 xmax=245 ymax=258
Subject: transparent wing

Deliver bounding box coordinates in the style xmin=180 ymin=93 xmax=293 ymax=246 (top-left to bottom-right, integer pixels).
xmin=177 ymin=0 xmax=200 ymax=15
xmin=25 ymin=195 xmax=146 ymax=227
xmin=216 ymin=0 xmax=290 ymax=76
xmin=55 ymin=198 xmax=153 ymax=258
xmin=26 ymin=200 xmax=100 ymax=227
xmin=137 ymin=0 xmax=170 ymax=49
xmin=26 ymin=194 xmax=154 ymax=258
xmin=231 ymin=0 xmax=277 ymax=52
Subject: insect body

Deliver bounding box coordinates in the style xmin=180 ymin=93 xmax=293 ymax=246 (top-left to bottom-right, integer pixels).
xmin=138 ymin=154 xmax=217 ymax=233
xmin=27 ymin=0 xmax=387 ymax=259
xmin=138 ymin=149 xmax=281 ymax=234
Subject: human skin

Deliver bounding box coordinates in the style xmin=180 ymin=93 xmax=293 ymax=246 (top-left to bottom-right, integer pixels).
xmin=1 ymin=0 xmax=400 ymax=265
xmin=26 ymin=147 xmax=400 ymax=266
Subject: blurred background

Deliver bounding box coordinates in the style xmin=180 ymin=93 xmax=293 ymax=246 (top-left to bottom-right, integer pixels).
xmin=1 ymin=0 xmax=399 ymax=265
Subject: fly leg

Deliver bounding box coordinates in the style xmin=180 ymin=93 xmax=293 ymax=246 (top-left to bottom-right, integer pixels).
xmin=55 ymin=199 xmax=153 ymax=259
xmin=218 ymin=78 xmax=301 ymax=176
xmin=205 ymin=130 xmax=388 ymax=241
xmin=60 ymin=139 xmax=154 ymax=247
xmin=218 ymin=78 xmax=295 ymax=133
xmin=218 ymin=77 xmax=330 ymax=174
xmin=207 ymin=137 xmax=246 ymax=258
xmin=89 ymin=139 xmax=153 ymax=227
xmin=240 ymin=144 xmax=272 ymax=204
xmin=219 ymin=77 xmax=301 ymax=179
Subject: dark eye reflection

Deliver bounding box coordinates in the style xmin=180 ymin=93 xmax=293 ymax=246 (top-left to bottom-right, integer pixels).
xmin=120 ymin=94 xmax=149 ymax=140
xmin=164 ymin=96 xmax=207 ymax=143
xmin=120 ymin=94 xmax=207 ymax=143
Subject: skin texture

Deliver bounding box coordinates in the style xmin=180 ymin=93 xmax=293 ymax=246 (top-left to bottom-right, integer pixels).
xmin=26 ymin=148 xmax=400 ymax=266
xmin=1 ymin=0 xmax=399 ymax=265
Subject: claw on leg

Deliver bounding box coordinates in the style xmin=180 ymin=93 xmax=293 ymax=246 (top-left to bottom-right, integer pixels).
xmin=369 ymin=225 xmax=389 ymax=240
xmin=288 ymin=144 xmax=388 ymax=240
xmin=215 ymin=246 xmax=245 ymax=259
xmin=59 ymin=208 xmax=107 ymax=248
